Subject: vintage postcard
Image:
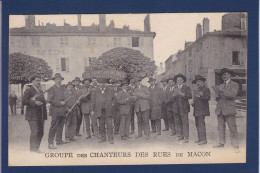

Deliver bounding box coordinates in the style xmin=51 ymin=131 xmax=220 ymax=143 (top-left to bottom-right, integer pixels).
xmin=8 ymin=12 xmax=247 ymax=166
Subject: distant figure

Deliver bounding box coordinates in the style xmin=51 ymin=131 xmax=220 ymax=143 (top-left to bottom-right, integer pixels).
xmin=9 ymin=90 xmax=17 ymax=115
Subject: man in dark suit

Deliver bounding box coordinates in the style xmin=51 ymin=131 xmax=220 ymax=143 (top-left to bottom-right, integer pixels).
xmin=91 ymin=78 xmax=115 ymax=144
xmin=133 ymin=77 xmax=151 ymax=140
xmin=191 ymin=75 xmax=211 ymax=145
xmin=161 ymin=78 xmax=169 ymax=131
xmin=110 ymin=79 xmax=122 ymax=135
xmin=22 ymin=76 xmax=47 ymax=153
xmin=73 ymin=77 xmax=83 ymax=136
xmin=47 ymin=73 xmax=69 ymax=149
xmin=128 ymin=77 xmax=136 ymax=134
xmin=173 ymin=73 xmax=192 ymax=143
xmin=213 ymin=68 xmax=240 ymax=153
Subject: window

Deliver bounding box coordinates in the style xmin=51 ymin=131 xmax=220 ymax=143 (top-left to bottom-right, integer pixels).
xmin=132 ymin=37 xmax=139 ymax=47
xmin=232 ymin=51 xmax=240 ymax=65
xmin=60 ymin=37 xmax=69 ymax=46
xmin=56 ymin=58 xmax=69 ymax=72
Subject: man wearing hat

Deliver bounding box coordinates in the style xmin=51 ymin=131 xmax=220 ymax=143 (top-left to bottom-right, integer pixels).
xmin=91 ymin=78 xmax=115 ymax=144
xmin=192 ymin=75 xmax=211 ymax=145
xmin=73 ymin=77 xmax=84 ymax=137
xmin=161 ymin=78 xmax=170 ymax=131
xmin=22 ymin=75 xmax=47 ymax=153
xmin=80 ymin=78 xmax=97 ymax=139
xmin=64 ymin=82 xmax=79 ymax=142
xmin=47 ymin=73 xmax=68 ymax=149
xmin=128 ymin=77 xmax=136 ymax=134
xmin=173 ymin=73 xmax=192 ymax=143
xmin=110 ymin=79 xmax=122 ymax=135
xmin=148 ymin=77 xmax=163 ymax=135
xmin=116 ymin=80 xmax=133 ymax=140
xmin=133 ymin=77 xmax=151 ymax=140
xmin=213 ymin=68 xmax=240 ymax=152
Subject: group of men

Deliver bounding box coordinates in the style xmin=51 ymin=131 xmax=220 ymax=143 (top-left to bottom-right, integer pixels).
xmin=22 ymin=67 xmax=240 ymax=153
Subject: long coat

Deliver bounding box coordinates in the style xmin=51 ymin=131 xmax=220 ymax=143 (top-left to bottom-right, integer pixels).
xmin=80 ymin=86 xmax=94 ymax=115
xmin=174 ymin=84 xmax=192 ymax=114
xmin=149 ymin=85 xmax=163 ymax=120
xmin=64 ymin=89 xmax=80 ymax=117
xmin=215 ymin=80 xmax=239 ymax=116
xmin=166 ymin=86 xmax=179 ymax=113
xmin=193 ymin=85 xmax=211 ymax=116
xmin=47 ymin=84 xmax=66 ymax=117
xmin=116 ymin=89 xmax=132 ymax=115
xmin=92 ymin=87 xmax=115 ymax=117
xmin=110 ymin=86 xmax=122 ymax=114
xmin=22 ymin=86 xmax=47 ymax=121
xmin=133 ymin=85 xmax=150 ymax=112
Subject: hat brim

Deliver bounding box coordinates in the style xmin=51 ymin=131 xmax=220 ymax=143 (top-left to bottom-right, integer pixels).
xmin=82 ymin=79 xmax=92 ymax=84
xmin=174 ymin=74 xmax=187 ymax=82
xmin=221 ymin=70 xmax=234 ymax=75
xmin=192 ymin=78 xmax=206 ymax=84
xmin=52 ymin=77 xmax=64 ymax=80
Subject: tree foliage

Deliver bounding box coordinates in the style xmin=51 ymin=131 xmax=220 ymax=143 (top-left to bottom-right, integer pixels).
xmin=87 ymin=47 xmax=157 ymax=80
xmin=9 ymin=53 xmax=53 ymax=85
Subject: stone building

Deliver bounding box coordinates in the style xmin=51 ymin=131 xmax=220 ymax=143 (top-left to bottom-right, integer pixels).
xmin=161 ymin=13 xmax=247 ymax=99
xmin=9 ymin=14 xmax=156 ymax=85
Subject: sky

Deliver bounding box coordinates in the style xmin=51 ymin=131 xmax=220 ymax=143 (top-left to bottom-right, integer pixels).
xmin=10 ymin=13 xmax=226 ymax=66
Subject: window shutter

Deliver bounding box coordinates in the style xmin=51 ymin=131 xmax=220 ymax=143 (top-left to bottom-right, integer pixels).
xmin=56 ymin=58 xmax=60 ymax=71
xmin=66 ymin=58 xmax=70 ymax=72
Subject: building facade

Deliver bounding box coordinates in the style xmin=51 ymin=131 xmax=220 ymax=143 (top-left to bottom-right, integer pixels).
xmin=161 ymin=13 xmax=248 ymax=98
xmin=9 ymin=14 xmax=156 ymax=84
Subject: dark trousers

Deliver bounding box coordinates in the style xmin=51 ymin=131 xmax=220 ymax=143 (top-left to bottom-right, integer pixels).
xmin=151 ymin=119 xmax=161 ymax=134
xmin=98 ymin=109 xmax=113 ymax=141
xmin=28 ymin=120 xmax=44 ymax=151
xmin=175 ymin=112 xmax=189 ymax=138
xmin=136 ymin=110 xmax=150 ymax=137
xmin=75 ymin=112 xmax=83 ymax=134
xmin=21 ymin=103 xmax=24 ymax=115
xmin=65 ymin=112 xmax=77 ymax=140
xmin=48 ymin=116 xmax=65 ymax=144
xmin=120 ymin=114 xmax=131 ymax=137
xmin=195 ymin=116 xmax=207 ymax=141
xmin=90 ymin=113 xmax=99 ymax=136
xmin=168 ymin=110 xmax=175 ymax=132
xmin=113 ymin=110 xmax=120 ymax=133
xmin=9 ymin=103 xmax=16 ymax=115
xmin=130 ymin=105 xmax=135 ymax=132
xmin=161 ymin=106 xmax=169 ymax=130
xmin=217 ymin=114 xmax=239 ymax=148
xmin=83 ymin=114 xmax=91 ymax=136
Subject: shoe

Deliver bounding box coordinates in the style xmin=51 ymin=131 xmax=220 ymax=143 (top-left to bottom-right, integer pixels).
xmin=145 ymin=136 xmax=150 ymax=140
xmin=171 ymin=132 xmax=176 ymax=136
xmin=109 ymin=140 xmax=114 ymax=144
xmin=86 ymin=135 xmax=91 ymax=139
xmin=121 ymin=136 xmax=127 ymax=140
xmin=114 ymin=131 xmax=120 ymax=135
xmin=177 ymin=137 xmax=184 ymax=141
xmin=56 ymin=141 xmax=70 ymax=145
xmin=130 ymin=131 xmax=134 ymax=134
xmin=162 ymin=128 xmax=169 ymax=131
xmin=99 ymin=139 xmax=106 ymax=143
xmin=151 ymin=131 xmax=156 ymax=133
xmin=213 ymin=144 xmax=224 ymax=148
xmin=48 ymin=144 xmax=57 ymax=149
xmin=194 ymin=140 xmax=200 ymax=143
xmin=70 ymin=138 xmax=77 ymax=141
xmin=183 ymin=138 xmax=189 ymax=143
xmin=198 ymin=140 xmax=207 ymax=145
xmin=234 ymin=147 xmax=240 ymax=153
xmin=157 ymin=133 xmax=161 ymax=135
xmin=75 ymin=133 xmax=82 ymax=136
xmin=135 ymin=135 xmax=142 ymax=138
xmin=126 ymin=135 xmax=132 ymax=138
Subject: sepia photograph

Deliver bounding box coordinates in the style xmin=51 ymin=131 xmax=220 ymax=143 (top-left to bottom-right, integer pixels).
xmin=8 ymin=12 xmax=248 ymax=166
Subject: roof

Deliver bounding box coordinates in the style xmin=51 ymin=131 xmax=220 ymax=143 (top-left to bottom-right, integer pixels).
xmin=10 ymin=25 xmax=156 ymax=37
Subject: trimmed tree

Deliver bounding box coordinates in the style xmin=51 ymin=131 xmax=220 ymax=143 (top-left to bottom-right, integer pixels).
xmin=9 ymin=53 xmax=53 ymax=95
xmin=87 ymin=47 xmax=157 ymax=81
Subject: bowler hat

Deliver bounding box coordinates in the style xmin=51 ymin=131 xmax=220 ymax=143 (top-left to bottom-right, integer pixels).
xmin=174 ymin=73 xmax=187 ymax=82
xmin=148 ymin=77 xmax=156 ymax=83
xmin=167 ymin=77 xmax=174 ymax=82
xmin=161 ymin=78 xmax=168 ymax=82
xmin=192 ymin=75 xmax=206 ymax=84
xmin=121 ymin=80 xmax=129 ymax=86
xmin=82 ymin=78 xmax=92 ymax=84
xmin=98 ymin=78 xmax=109 ymax=84
xmin=66 ymin=81 xmax=74 ymax=87
xmin=109 ymin=78 xmax=119 ymax=84
xmin=220 ymin=68 xmax=234 ymax=75
xmin=73 ymin=77 xmax=81 ymax=82
xmin=52 ymin=73 xmax=64 ymax=80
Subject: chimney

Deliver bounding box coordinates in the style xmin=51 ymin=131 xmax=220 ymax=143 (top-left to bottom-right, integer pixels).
xmin=99 ymin=14 xmax=106 ymax=31
xmin=25 ymin=15 xmax=35 ymax=29
xmin=77 ymin=14 xmax=81 ymax=27
xmin=144 ymin=14 xmax=151 ymax=32
xmin=196 ymin=23 xmax=202 ymax=40
xmin=203 ymin=18 xmax=209 ymax=34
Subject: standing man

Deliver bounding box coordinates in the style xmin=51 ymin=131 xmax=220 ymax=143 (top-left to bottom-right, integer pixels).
xmin=91 ymin=78 xmax=115 ymax=144
xmin=9 ymin=90 xmax=17 ymax=116
xmin=73 ymin=77 xmax=83 ymax=137
xmin=110 ymin=79 xmax=122 ymax=135
xmin=116 ymin=80 xmax=133 ymax=140
xmin=64 ymin=82 xmax=79 ymax=142
xmin=22 ymin=76 xmax=47 ymax=153
xmin=192 ymin=75 xmax=211 ymax=145
xmin=80 ymin=78 xmax=97 ymax=139
xmin=161 ymin=78 xmax=169 ymax=131
xmin=213 ymin=68 xmax=240 ymax=153
xmin=148 ymin=77 xmax=163 ymax=135
xmin=173 ymin=73 xmax=192 ymax=143
xmin=133 ymin=77 xmax=151 ymax=140
xmin=128 ymin=77 xmax=136 ymax=134
xmin=47 ymin=73 xmax=68 ymax=149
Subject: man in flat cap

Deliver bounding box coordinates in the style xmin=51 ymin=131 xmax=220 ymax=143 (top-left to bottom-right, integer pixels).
xmin=192 ymin=75 xmax=211 ymax=145
xmin=173 ymin=73 xmax=192 ymax=143
xmin=213 ymin=68 xmax=240 ymax=153
xmin=73 ymin=77 xmax=83 ymax=137
xmin=47 ymin=73 xmax=68 ymax=149
xmin=91 ymin=78 xmax=115 ymax=144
